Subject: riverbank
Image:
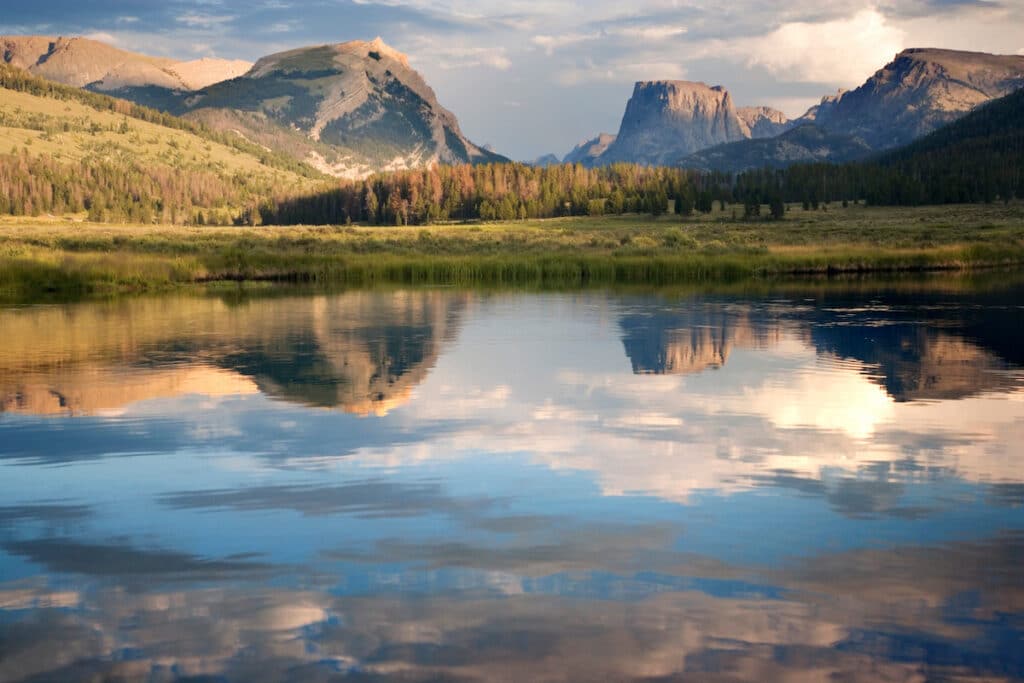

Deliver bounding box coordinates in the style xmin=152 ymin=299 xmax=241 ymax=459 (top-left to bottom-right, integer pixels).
xmin=2 ymin=203 xmax=1023 ymax=298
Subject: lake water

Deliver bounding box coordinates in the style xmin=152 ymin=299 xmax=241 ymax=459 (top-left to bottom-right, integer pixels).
xmin=1 ymin=280 xmax=1023 ymax=682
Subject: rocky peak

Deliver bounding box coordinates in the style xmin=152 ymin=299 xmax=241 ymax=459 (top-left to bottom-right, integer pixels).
xmin=599 ymin=80 xmax=749 ymax=165
xmin=737 ymin=106 xmax=791 ymax=138
xmin=563 ymin=132 xmax=617 ymax=166
xmin=191 ymin=37 xmax=505 ymax=176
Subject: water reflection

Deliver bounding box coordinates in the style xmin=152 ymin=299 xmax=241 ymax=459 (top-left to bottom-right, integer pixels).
xmin=0 ymin=291 xmax=466 ymax=417
xmin=0 ymin=280 xmax=1022 ymax=682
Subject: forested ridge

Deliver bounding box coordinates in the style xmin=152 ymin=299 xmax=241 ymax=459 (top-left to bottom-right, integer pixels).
xmin=733 ymin=87 xmax=1024 ymax=208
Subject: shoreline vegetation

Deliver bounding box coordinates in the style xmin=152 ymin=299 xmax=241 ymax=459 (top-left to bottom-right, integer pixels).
xmin=2 ymin=203 xmax=1023 ymax=299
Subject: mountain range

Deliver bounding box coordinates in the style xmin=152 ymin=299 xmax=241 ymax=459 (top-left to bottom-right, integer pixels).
xmin=2 ymin=35 xmax=1022 ymax=176
xmin=567 ymin=48 xmax=1024 ymax=171
xmin=1 ymin=35 xmax=506 ymax=179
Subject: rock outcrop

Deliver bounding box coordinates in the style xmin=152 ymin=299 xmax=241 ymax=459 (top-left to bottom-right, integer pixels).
xmin=737 ymin=106 xmax=792 ymax=138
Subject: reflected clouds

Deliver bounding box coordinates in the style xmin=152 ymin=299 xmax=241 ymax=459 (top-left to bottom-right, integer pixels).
xmin=1 ymin=282 xmax=1024 ymax=681
xmin=1 ymin=533 xmax=1022 ymax=682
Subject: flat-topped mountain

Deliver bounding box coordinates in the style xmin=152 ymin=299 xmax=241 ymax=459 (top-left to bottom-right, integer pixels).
xmin=599 ymin=81 xmax=750 ymax=166
xmin=592 ymin=81 xmax=792 ymax=166
xmin=801 ymin=48 xmax=1024 ymax=149
xmin=0 ymin=35 xmax=251 ymax=91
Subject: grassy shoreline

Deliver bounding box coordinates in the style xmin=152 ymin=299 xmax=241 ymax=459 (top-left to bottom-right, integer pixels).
xmin=2 ymin=204 xmax=1023 ymax=298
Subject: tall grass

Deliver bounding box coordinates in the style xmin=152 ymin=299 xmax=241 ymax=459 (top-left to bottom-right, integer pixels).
xmin=2 ymin=204 xmax=1023 ymax=298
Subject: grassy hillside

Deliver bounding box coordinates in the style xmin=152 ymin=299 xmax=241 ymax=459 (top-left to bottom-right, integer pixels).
xmin=2 ymin=204 xmax=1022 ymax=298
xmin=0 ymin=88 xmax=316 ymax=185
xmin=0 ymin=64 xmax=331 ymax=224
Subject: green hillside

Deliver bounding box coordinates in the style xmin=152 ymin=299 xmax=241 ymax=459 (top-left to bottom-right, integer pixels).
xmin=0 ymin=64 xmax=326 ymax=224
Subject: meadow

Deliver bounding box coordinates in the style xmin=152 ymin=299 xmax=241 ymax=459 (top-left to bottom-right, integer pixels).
xmin=2 ymin=202 xmax=1023 ymax=299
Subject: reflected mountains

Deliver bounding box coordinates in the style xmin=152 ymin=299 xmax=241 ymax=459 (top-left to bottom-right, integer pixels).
xmin=0 ymin=291 xmax=467 ymax=417
xmin=2 ymin=283 xmax=1022 ymax=419
xmin=619 ymin=286 xmax=1023 ymax=401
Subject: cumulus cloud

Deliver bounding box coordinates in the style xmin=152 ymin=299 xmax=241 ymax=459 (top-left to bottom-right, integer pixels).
xmin=736 ymin=8 xmax=906 ymax=85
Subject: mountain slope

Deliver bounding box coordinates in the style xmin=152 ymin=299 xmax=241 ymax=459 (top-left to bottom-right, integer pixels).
xmin=0 ymin=35 xmax=250 ymax=92
xmin=734 ymin=86 xmax=1024 ymax=206
xmin=800 ymin=48 xmax=1024 ymax=149
xmin=681 ymin=124 xmax=873 ymax=172
xmin=181 ymin=38 xmax=506 ymax=178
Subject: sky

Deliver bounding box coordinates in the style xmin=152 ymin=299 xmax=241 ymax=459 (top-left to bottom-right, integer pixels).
xmin=3 ymin=0 xmax=1024 ymax=159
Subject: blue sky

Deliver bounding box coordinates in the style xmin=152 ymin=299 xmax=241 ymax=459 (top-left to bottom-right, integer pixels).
xmin=3 ymin=1 xmax=1023 ymax=158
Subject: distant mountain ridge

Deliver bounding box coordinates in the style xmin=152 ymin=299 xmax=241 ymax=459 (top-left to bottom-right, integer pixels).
xmin=563 ymin=133 xmax=617 ymax=165
xmin=0 ymin=35 xmax=251 ymax=91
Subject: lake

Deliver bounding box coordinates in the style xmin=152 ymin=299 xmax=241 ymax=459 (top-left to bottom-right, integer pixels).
xmin=1 ymin=279 xmax=1023 ymax=682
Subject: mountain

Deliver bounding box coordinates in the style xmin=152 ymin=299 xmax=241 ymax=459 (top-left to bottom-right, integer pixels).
xmin=182 ymin=38 xmax=506 ymax=178
xmin=802 ymin=48 xmax=1024 ymax=150
xmin=530 ymin=154 xmax=561 ymax=167
xmin=599 ymin=81 xmax=750 ymax=166
xmin=682 ymin=124 xmax=873 ymax=172
xmin=563 ymin=133 xmax=617 ymax=165
xmin=737 ymin=106 xmax=792 ymax=138
xmin=684 ymin=49 xmax=1024 ymax=172
xmin=732 ymin=86 xmax=1024 ymax=206
xmin=0 ymin=35 xmax=250 ymax=92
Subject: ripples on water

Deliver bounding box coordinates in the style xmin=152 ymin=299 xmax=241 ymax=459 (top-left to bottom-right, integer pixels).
xmin=0 ymin=281 xmax=1023 ymax=682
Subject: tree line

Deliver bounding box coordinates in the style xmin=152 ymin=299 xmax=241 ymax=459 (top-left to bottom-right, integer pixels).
xmin=266 ymin=163 xmax=738 ymax=225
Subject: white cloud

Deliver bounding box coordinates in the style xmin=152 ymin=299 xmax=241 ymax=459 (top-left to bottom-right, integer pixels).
xmin=83 ymin=31 xmax=118 ymax=45
xmin=610 ymin=25 xmax=688 ymax=41
xmin=531 ymin=32 xmax=600 ymax=56
xmin=736 ymin=8 xmax=905 ymax=85
xmin=176 ymin=13 xmax=237 ymax=29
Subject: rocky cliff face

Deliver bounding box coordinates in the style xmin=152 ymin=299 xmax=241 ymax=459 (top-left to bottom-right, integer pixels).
xmin=563 ymin=132 xmax=617 ymax=165
xmin=0 ymin=35 xmax=250 ymax=91
xmin=599 ymin=81 xmax=750 ymax=166
xmin=737 ymin=106 xmax=791 ymax=138
xmin=800 ymin=48 xmax=1024 ymax=149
